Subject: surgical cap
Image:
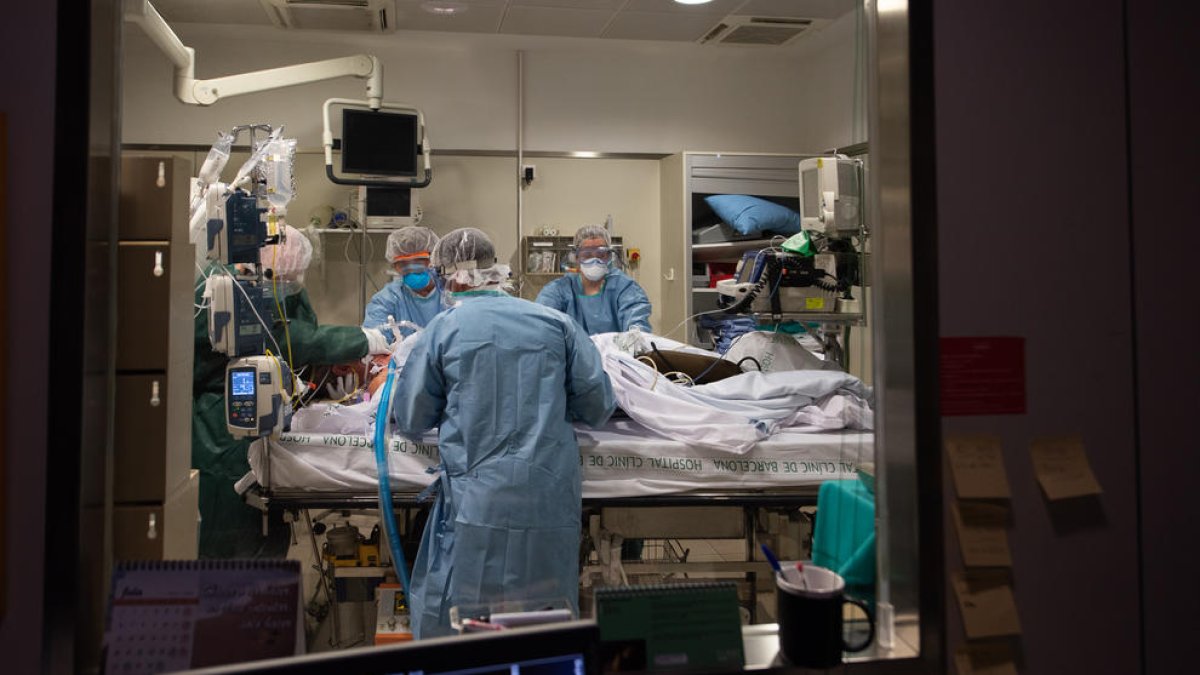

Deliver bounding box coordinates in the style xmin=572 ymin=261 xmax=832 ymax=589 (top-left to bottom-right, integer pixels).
xmin=432 ymin=227 xmax=496 ymax=271
xmin=387 ymin=226 xmax=440 ymax=262
xmin=574 ymin=224 xmax=611 ymax=248
xmin=261 ymin=224 xmax=313 ymax=282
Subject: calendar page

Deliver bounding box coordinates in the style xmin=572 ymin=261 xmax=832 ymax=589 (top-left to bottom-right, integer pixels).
xmin=104 ymin=560 xmax=302 ymax=674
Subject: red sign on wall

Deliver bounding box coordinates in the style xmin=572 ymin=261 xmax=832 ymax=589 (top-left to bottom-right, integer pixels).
xmin=940 ymin=337 xmax=1026 ymax=416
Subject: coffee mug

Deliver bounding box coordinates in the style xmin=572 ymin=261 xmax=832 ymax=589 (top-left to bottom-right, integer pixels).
xmin=775 ymin=563 xmax=875 ymax=668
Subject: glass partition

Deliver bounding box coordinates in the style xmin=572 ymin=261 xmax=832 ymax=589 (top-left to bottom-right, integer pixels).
xmin=89 ymin=0 xmax=939 ymax=672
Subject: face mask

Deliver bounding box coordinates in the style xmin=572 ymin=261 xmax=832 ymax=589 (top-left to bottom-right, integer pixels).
xmin=580 ymin=260 xmax=608 ymax=281
xmin=403 ymin=271 xmax=432 ymax=291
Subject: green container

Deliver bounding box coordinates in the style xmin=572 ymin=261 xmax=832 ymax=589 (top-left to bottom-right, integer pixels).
xmin=812 ymin=479 xmax=876 ymax=588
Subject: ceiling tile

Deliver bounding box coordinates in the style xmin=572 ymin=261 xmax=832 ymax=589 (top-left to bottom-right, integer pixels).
xmin=394 ymin=0 xmax=505 ymax=32
xmin=511 ymin=0 xmax=626 ymax=9
xmin=603 ymin=11 xmax=720 ymax=42
xmin=735 ymin=0 xmax=856 ymax=20
xmin=500 ymin=6 xmax=614 ymax=38
xmin=152 ymin=0 xmax=274 ymax=25
xmin=623 ymin=0 xmax=747 ymax=15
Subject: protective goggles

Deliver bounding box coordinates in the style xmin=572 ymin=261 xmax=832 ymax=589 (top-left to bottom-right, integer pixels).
xmin=396 ymin=261 xmax=430 ymax=275
xmin=573 ymin=245 xmax=613 ymax=263
xmin=392 ymin=251 xmax=431 ymax=264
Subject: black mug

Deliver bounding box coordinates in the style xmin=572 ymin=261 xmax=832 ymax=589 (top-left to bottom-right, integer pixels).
xmin=776 ymin=563 xmax=875 ymax=669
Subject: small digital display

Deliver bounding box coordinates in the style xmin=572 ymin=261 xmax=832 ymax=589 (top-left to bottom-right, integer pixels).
xmin=365 ymin=186 xmax=413 ymax=217
xmin=230 ymin=370 xmax=256 ymax=397
xmin=801 ymin=168 xmax=820 ymax=218
xmin=342 ymin=108 xmax=419 ymax=177
xmin=238 ymin=323 xmax=262 ymax=336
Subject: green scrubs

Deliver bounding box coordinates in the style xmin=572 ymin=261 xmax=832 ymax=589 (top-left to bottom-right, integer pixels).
xmin=192 ymin=266 xmax=368 ymax=558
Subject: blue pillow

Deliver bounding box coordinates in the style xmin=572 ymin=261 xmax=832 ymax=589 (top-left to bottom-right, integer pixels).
xmin=704 ymin=194 xmax=802 ymax=236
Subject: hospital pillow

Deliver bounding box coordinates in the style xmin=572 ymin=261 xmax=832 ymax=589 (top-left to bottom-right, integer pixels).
xmin=704 ymin=194 xmax=802 ymax=236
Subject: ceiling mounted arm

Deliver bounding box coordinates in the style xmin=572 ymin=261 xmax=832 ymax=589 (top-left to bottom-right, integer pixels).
xmin=124 ymin=0 xmax=383 ymax=109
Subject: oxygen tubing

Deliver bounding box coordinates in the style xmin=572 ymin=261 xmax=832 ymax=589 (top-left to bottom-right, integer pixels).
xmin=373 ymin=358 xmax=411 ymax=600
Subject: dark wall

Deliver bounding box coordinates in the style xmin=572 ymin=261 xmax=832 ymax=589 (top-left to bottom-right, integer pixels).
xmin=1128 ymin=3 xmax=1200 ymax=672
xmin=934 ymin=1 xmax=1143 ymax=672
xmin=0 ymin=1 xmax=56 ymax=673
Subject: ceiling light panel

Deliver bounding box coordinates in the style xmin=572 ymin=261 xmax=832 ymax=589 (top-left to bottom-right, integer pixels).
xmin=736 ymin=0 xmax=855 ymax=20
xmin=500 ymin=6 xmax=615 ymax=38
xmin=511 ymin=0 xmax=626 ymax=9
xmin=627 ymin=0 xmax=744 ymax=14
xmin=395 ymin=0 xmax=505 ymax=32
xmin=603 ymin=11 xmax=720 ymax=41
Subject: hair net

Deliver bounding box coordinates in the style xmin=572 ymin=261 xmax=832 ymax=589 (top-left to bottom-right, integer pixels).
xmin=431 ymin=227 xmax=510 ymax=288
xmin=261 ymin=224 xmax=313 ymax=283
xmin=387 ymin=226 xmax=440 ymax=262
xmin=573 ymin=224 xmax=611 ymax=248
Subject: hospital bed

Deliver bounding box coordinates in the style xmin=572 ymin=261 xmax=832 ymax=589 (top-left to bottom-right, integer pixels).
xmin=243 ymin=417 xmax=872 ymax=621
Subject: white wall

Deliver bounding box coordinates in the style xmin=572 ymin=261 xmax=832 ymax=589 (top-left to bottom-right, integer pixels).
xmin=122 ymin=13 xmax=863 ymax=153
xmin=123 ymin=11 xmax=863 ymax=342
xmin=291 ymin=153 xmax=663 ymax=329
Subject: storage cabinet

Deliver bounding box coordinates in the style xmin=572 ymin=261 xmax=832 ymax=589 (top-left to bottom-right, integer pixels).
xmin=659 ymin=153 xmax=868 ymax=362
xmin=519 ymin=234 xmax=625 ymax=300
xmin=113 ymin=470 xmax=199 ymax=560
xmin=113 ymin=155 xmax=198 ymax=559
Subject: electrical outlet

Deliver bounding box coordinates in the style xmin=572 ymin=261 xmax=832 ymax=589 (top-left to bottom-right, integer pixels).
xmin=521 ymin=164 xmax=536 ymax=184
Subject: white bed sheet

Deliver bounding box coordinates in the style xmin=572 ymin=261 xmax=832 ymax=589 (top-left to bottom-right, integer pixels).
xmin=248 ymin=419 xmax=872 ymax=499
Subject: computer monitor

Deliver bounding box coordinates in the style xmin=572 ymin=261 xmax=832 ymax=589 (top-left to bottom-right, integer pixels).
xmin=178 ymin=620 xmax=599 ymax=675
xmin=341 ymin=108 xmax=420 ymax=178
xmin=359 ymin=185 xmax=420 ymax=228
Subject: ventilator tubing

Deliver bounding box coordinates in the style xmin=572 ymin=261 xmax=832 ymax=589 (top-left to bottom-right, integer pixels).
xmin=374 ymin=357 xmax=412 ymax=600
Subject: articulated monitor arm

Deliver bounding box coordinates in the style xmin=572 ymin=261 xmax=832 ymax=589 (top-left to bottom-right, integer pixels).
xmin=124 ymin=0 xmax=383 ymax=109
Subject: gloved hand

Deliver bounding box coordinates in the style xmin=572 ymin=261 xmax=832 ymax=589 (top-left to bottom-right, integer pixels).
xmin=363 ymin=327 xmax=390 ymax=355
xmin=325 ymin=374 xmax=358 ymax=400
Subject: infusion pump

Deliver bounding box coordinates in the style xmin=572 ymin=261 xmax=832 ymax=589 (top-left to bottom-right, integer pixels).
xmin=226 ymin=355 xmax=294 ymax=439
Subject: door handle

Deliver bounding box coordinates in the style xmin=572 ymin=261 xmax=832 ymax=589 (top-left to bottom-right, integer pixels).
xmin=147 ymin=513 xmax=158 ymax=540
xmin=150 ymin=380 xmax=161 ymax=407
xmin=153 ymin=250 xmax=164 ymax=277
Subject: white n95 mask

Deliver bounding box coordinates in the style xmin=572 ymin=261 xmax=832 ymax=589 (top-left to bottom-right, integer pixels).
xmin=580 ymin=260 xmax=608 ymax=281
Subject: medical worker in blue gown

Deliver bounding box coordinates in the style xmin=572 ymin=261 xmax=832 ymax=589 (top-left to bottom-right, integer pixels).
xmin=363 ymin=226 xmax=443 ymax=338
xmin=391 ymin=227 xmax=616 ymax=639
xmin=535 ymin=225 xmax=652 ymax=335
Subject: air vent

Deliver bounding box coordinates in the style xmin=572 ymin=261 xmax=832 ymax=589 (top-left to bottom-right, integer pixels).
xmin=259 ymin=0 xmax=396 ymax=33
xmin=699 ymin=15 xmax=828 ymax=46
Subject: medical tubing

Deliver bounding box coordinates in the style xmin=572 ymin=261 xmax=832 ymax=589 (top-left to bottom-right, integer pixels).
xmin=268 ymin=246 xmax=298 ymax=372
xmin=373 ymin=359 xmax=412 ymax=601
xmin=736 ymin=356 xmax=763 ymax=372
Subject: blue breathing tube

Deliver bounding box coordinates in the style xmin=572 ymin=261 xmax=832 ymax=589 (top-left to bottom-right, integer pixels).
xmin=373 ymin=358 xmax=412 ymax=600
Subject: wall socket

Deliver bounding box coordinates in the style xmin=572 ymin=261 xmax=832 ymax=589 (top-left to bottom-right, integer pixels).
xmin=521 ymin=164 xmax=536 ymax=184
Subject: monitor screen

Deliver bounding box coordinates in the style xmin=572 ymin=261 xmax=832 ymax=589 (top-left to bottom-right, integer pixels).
xmin=365 ymin=186 xmax=413 ymax=217
xmin=342 ymin=108 xmax=419 ymax=177
xmin=400 ymin=652 xmax=584 ymax=675
xmin=175 ymin=620 xmax=599 ymax=675
xmin=800 ymin=167 xmax=820 ymax=218
xmin=230 ymin=370 xmax=256 ymax=397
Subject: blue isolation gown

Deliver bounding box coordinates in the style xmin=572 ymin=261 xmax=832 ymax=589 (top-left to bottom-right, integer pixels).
xmin=391 ymin=292 xmax=616 ymax=638
xmin=534 ymin=271 xmax=652 ymax=335
xmin=362 ymin=279 xmax=444 ymax=339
